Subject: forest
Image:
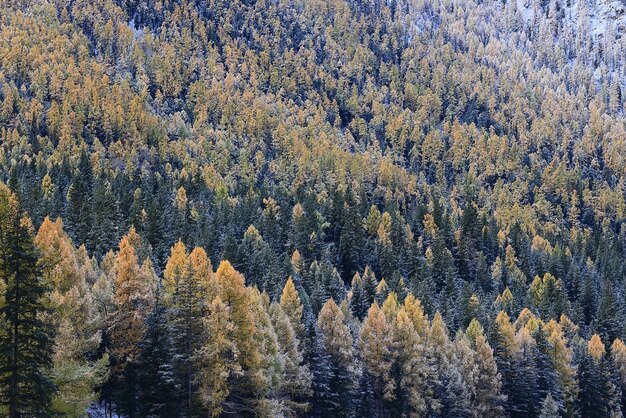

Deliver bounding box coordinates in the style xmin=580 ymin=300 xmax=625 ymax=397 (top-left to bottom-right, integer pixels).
xmin=1 ymin=0 xmax=626 ymax=416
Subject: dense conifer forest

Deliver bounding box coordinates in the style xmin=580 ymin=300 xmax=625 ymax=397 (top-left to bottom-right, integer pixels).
xmin=1 ymin=0 xmax=626 ymax=416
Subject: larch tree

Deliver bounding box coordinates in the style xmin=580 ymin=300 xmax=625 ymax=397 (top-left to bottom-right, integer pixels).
xmin=214 ymin=260 xmax=264 ymax=414
xmin=35 ymin=217 xmax=107 ymax=416
xmin=109 ymin=232 xmax=155 ymax=416
xmin=317 ymin=298 xmax=358 ymax=416
xmin=429 ymin=311 xmax=471 ymax=416
xmin=611 ymin=338 xmax=626 ymax=411
xmin=280 ymin=277 xmax=305 ymax=341
xmin=195 ymin=296 xmax=241 ymax=417
xmin=358 ymin=303 xmax=396 ymax=415
xmin=466 ymin=319 xmax=506 ymax=417
xmin=164 ymin=241 xmax=208 ymax=415
xmin=392 ymin=306 xmax=433 ymax=416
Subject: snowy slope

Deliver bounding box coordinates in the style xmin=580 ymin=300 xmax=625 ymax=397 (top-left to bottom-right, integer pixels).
xmin=516 ymin=0 xmax=626 ymax=37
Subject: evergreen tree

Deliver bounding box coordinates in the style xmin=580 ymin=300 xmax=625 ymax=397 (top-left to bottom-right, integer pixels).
xmin=429 ymin=311 xmax=471 ymax=417
xmin=490 ymin=311 xmax=523 ymax=416
xmin=137 ymin=289 xmax=178 ymax=417
xmin=539 ymin=393 xmax=560 ymax=418
xmin=532 ymin=327 xmax=563 ymax=415
xmin=0 ymin=183 xmax=56 ymax=417
xmin=338 ymin=190 xmax=364 ymax=280
xmin=269 ymin=302 xmax=312 ymax=413
xmin=577 ymin=335 xmax=622 ymax=417
xmin=64 ymin=148 xmax=93 ymax=246
xmin=163 ymin=241 xmax=208 ymax=415
xmin=89 ymin=179 xmax=119 ymax=258
xmin=466 ymin=319 xmax=506 ymax=417
xmin=304 ymin=312 xmax=334 ymax=417
xmin=594 ymin=280 xmax=624 ymax=343
xmin=612 ymin=338 xmax=626 ymax=411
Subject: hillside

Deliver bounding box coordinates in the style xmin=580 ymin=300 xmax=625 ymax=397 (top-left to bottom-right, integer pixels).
xmin=1 ymin=0 xmax=626 ymax=416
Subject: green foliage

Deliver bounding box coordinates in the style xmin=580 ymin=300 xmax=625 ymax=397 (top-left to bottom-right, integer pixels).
xmin=0 ymin=183 xmax=56 ymax=416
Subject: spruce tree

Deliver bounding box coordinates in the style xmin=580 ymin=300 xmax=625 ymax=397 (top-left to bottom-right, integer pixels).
xmin=539 ymin=393 xmax=560 ymax=418
xmin=0 ymin=183 xmax=56 ymax=417
xmin=269 ymin=303 xmax=312 ymax=413
xmin=137 ymin=289 xmax=178 ymax=418
xmin=577 ymin=335 xmax=622 ymax=417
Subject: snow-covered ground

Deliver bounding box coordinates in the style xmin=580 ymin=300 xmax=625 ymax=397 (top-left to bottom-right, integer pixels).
xmin=516 ymin=0 xmax=626 ymax=37
xmin=86 ymin=404 xmax=125 ymax=418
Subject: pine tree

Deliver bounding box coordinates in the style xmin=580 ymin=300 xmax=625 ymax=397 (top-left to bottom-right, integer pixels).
xmin=290 ymin=204 xmax=309 ymax=257
xmin=377 ymin=212 xmax=396 ymax=280
xmin=64 ymin=149 xmax=93 ymax=246
xmin=237 ymin=224 xmax=278 ymax=293
xmin=305 ymin=312 xmax=335 ymax=417
xmin=0 ymin=183 xmax=56 ymax=417
xmin=513 ymin=326 xmax=541 ymax=417
xmin=429 ymin=311 xmax=471 ymax=417
xmin=361 ymin=266 xmax=378 ymax=315
xmin=489 ymin=311 xmax=521 ymax=417
xmin=531 ymin=326 xmax=563 ymax=416
xmin=247 ymin=288 xmax=283 ymax=416
xmin=350 ymin=272 xmax=366 ymax=320
xmin=89 ymin=179 xmax=119 ymax=258
xmin=544 ymin=319 xmax=578 ymax=416
xmin=338 ymin=191 xmax=364 ymax=280
xmin=594 ymin=280 xmax=624 ymax=344
xmin=577 ymin=334 xmax=622 ymax=417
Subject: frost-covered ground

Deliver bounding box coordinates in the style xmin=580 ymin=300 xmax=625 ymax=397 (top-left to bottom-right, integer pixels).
xmin=87 ymin=404 xmax=125 ymax=418
xmin=516 ymin=0 xmax=626 ymax=36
